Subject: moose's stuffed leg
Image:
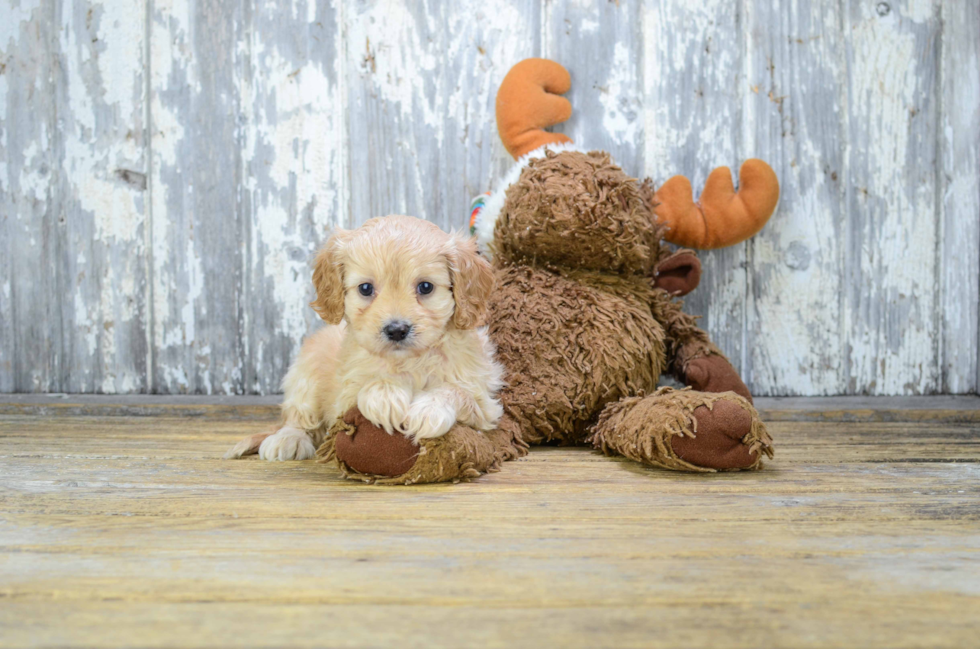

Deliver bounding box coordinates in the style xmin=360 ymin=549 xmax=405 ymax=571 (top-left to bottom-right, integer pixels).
xmin=318 ymin=408 xmax=527 ymax=485
xmin=590 ymin=388 xmax=772 ymax=472
xmin=650 ymin=294 xmax=756 ymax=404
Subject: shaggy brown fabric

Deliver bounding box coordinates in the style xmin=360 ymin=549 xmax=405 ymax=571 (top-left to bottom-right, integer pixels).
xmin=318 ymin=414 xmax=515 ymax=485
xmin=492 ymin=150 xmax=658 ymax=275
xmin=590 ymin=387 xmax=773 ymax=472
xmin=489 ymin=263 xmax=666 ymax=445
xmin=647 ymin=294 xmax=724 ymax=377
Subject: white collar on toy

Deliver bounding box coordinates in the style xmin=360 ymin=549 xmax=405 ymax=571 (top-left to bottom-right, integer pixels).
xmin=470 ymin=142 xmax=586 ymax=256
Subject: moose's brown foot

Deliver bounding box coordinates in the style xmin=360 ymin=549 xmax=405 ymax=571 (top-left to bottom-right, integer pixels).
xmin=318 ymin=408 xmax=515 ymax=485
xmin=591 ymin=388 xmax=773 ymax=472
xmin=669 ymin=398 xmax=762 ymax=470
xmin=329 ymin=408 xmax=421 ymax=477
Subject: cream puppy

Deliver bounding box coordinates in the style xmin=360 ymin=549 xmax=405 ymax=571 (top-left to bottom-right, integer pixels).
xmin=225 ymin=215 xmax=504 ymax=461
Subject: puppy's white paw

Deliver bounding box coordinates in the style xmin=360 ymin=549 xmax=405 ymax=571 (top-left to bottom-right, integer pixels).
xmin=258 ymin=427 xmax=316 ymax=461
xmin=400 ymin=393 xmax=457 ymax=442
xmin=357 ymin=382 xmax=411 ymax=434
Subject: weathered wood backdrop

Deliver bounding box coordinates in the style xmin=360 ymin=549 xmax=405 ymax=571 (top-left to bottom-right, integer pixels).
xmin=1 ymin=0 xmax=978 ymax=396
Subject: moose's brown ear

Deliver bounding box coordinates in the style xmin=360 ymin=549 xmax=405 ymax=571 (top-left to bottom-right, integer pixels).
xmin=654 ymin=251 xmax=701 ymax=296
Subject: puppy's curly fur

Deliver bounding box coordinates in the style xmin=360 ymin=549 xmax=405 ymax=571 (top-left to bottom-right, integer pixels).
xmin=225 ymin=215 xmax=504 ymax=461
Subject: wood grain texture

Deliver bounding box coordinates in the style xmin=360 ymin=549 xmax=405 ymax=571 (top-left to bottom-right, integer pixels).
xmin=56 ymin=0 xmax=150 ymax=393
xmin=743 ymin=0 xmax=844 ymax=395
xmin=242 ymin=0 xmax=346 ymax=393
xmin=1 ymin=0 xmax=149 ymax=393
xmin=344 ymin=0 xmax=539 ymax=231
xmin=939 ymin=1 xmax=980 ymax=393
xmin=2 ymin=0 xmax=980 ymax=396
xmin=1 ymin=0 xmax=62 ymax=392
xmin=2 ymin=393 xmax=980 ymax=422
xmin=1 ymin=412 xmax=978 ymax=647
xmin=843 ymin=0 xmax=942 ymax=394
xmin=644 ymin=0 xmax=748 ymax=377
xmin=545 ymin=0 xmax=643 ymax=173
xmin=149 ymin=0 xmax=248 ymax=394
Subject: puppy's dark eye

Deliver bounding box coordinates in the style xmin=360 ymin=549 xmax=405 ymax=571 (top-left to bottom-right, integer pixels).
xmin=357 ymin=283 xmax=374 ymax=297
xmin=417 ymin=281 xmax=434 ymax=295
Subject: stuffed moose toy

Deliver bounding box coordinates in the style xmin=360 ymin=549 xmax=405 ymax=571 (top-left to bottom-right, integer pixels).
xmin=317 ymin=59 xmax=781 ymax=484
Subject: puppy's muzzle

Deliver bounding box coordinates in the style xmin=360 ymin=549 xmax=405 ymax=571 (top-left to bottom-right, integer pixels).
xmin=383 ymin=320 xmax=413 ymax=342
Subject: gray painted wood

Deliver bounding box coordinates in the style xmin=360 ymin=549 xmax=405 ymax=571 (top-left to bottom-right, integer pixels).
xmin=242 ymin=0 xmax=345 ymax=394
xmin=940 ymin=0 xmax=980 ymax=394
xmin=344 ymin=0 xmax=539 ymax=232
xmin=3 ymin=393 xmax=979 ymax=422
xmin=1 ymin=0 xmax=62 ymax=393
xmin=545 ymin=0 xmax=644 ymax=173
xmin=149 ymin=0 xmax=247 ymax=394
xmin=2 ymin=0 xmax=979 ymax=396
xmin=57 ymin=0 xmax=150 ymax=394
xmin=844 ymin=0 xmax=943 ymax=394
xmin=1 ymin=0 xmax=149 ymax=393
xmin=743 ymin=0 xmax=845 ymax=395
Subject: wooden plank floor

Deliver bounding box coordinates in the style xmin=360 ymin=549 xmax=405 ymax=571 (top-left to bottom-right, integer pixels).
xmin=1 ymin=400 xmax=979 ymax=648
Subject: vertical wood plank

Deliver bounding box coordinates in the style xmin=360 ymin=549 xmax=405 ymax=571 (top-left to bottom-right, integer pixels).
xmin=345 ymin=0 xmax=540 ymax=232
xmin=56 ymin=0 xmax=149 ymax=392
xmin=444 ymin=0 xmax=542 ymax=224
xmin=344 ymin=0 xmax=449 ymax=229
xmin=643 ymin=0 xmax=747 ymax=378
xmin=1 ymin=0 xmax=148 ymax=393
xmin=242 ymin=0 xmax=346 ymax=393
xmin=743 ymin=0 xmax=845 ymax=395
xmin=843 ymin=0 xmax=941 ymax=394
xmin=543 ymin=0 xmax=644 ymax=173
xmin=150 ymin=0 xmax=247 ymax=393
xmin=0 ymin=0 xmax=62 ymax=391
xmin=940 ymin=0 xmax=979 ymax=394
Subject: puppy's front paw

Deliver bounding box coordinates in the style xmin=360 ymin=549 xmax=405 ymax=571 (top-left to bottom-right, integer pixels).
xmin=400 ymin=393 xmax=456 ymax=442
xmin=357 ymin=382 xmax=411 ymax=434
xmin=258 ymin=427 xmax=316 ymax=461
xmin=223 ymin=432 xmax=273 ymax=459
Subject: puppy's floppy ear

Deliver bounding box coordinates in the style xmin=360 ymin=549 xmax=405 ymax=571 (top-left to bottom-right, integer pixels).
xmin=310 ymin=229 xmax=351 ymax=324
xmin=448 ymin=234 xmax=495 ymax=329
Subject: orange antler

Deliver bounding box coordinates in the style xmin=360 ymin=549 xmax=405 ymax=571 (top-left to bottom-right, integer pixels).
xmin=653 ymin=159 xmax=780 ymax=249
xmin=496 ymin=59 xmax=573 ymax=159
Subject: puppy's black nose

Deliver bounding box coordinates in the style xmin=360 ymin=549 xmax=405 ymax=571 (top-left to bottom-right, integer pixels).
xmin=383 ymin=321 xmax=412 ymax=342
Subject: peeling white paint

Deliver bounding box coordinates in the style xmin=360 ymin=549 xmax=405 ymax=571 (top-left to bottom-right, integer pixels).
xmin=346 ymin=1 xmax=442 ymax=139
xmin=61 ymin=1 xmax=144 ymax=245
xmin=742 ymin=0 xmax=845 ymax=396
xmin=2 ymin=0 xmax=977 ymax=396
xmin=17 ymin=141 xmax=49 ymax=201
xmin=241 ymin=0 xmax=346 ymax=392
xmin=844 ymin=0 xmax=940 ymax=394
xmin=598 ymin=42 xmax=641 ymax=147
